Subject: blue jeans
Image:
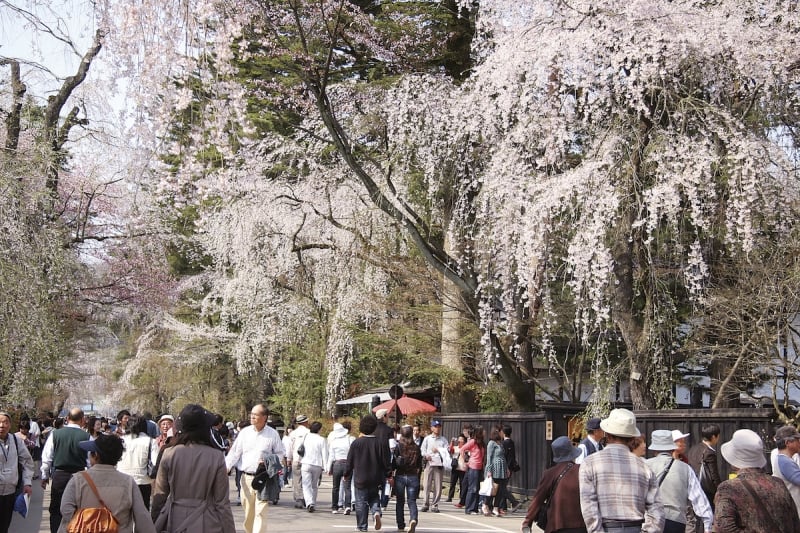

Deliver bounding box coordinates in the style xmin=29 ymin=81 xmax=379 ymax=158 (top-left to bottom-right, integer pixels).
xmin=394 ymin=474 xmax=419 ymax=529
xmin=464 ymin=468 xmax=481 ymax=514
xmin=354 ymin=485 xmax=381 ymax=531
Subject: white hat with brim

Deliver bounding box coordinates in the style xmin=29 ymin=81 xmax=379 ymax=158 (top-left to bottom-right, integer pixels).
xmin=649 ymin=430 xmax=677 ymax=451
xmin=671 ymin=429 xmax=691 ymax=442
xmin=599 ymin=408 xmax=641 ymax=438
xmin=721 ymin=429 xmax=766 ymax=469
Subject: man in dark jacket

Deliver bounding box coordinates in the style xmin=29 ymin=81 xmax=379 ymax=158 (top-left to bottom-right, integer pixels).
xmin=686 ymin=424 xmax=721 ymax=509
xmin=501 ymin=425 xmax=521 ymax=513
xmin=346 ymin=415 xmax=392 ymax=532
xmin=373 ymin=409 xmax=394 ymax=508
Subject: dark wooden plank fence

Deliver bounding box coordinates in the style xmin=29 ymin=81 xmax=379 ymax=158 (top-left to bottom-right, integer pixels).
xmin=438 ymin=405 xmax=781 ymax=498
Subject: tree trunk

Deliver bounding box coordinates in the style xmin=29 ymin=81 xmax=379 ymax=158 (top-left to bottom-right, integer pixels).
xmin=3 ymin=60 xmax=26 ymax=153
xmin=611 ymin=116 xmax=656 ymax=410
xmin=439 ymin=232 xmax=477 ymax=411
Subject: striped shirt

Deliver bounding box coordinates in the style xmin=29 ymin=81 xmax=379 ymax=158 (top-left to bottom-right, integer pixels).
xmin=579 ymin=443 xmax=665 ymax=533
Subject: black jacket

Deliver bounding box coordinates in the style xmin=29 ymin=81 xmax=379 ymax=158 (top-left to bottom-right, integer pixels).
xmin=345 ymin=435 xmax=392 ymax=489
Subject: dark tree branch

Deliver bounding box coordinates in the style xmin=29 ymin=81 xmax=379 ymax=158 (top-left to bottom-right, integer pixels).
xmin=44 ymin=28 xmax=106 ymax=196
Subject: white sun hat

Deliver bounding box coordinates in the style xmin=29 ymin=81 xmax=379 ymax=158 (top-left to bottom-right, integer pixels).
xmin=599 ymin=408 xmax=641 ymax=438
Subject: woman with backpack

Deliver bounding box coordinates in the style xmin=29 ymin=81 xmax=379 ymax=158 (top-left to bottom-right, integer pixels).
xmin=59 ymin=433 xmax=155 ymax=533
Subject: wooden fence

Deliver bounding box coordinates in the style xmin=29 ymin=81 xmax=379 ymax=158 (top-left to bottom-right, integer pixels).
xmin=438 ymin=405 xmax=781 ymax=497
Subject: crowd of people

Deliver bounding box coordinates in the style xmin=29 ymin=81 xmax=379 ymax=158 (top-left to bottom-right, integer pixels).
xmin=0 ymin=404 xmax=527 ymax=533
xmin=4 ymin=404 xmax=800 ymax=533
xmin=522 ymin=409 xmax=800 ymax=533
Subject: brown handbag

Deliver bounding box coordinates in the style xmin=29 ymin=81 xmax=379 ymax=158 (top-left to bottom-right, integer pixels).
xmin=66 ymin=472 xmax=120 ymax=533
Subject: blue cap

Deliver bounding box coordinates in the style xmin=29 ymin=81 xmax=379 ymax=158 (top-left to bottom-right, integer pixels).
xmin=431 ymin=420 xmax=442 ymax=427
xmin=78 ymin=439 xmax=99 ymax=453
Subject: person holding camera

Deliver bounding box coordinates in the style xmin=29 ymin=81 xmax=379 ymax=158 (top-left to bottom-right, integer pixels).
xmin=420 ymin=420 xmax=449 ymax=513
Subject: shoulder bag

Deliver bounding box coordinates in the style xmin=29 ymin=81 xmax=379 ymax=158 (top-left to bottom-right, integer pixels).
xmin=478 ymin=474 xmax=496 ymax=496
xmin=657 ymin=458 xmax=675 ymax=486
xmin=535 ymin=462 xmax=573 ymax=531
xmin=147 ymin=438 xmax=158 ymax=478
xmin=13 ymin=435 xmax=24 ymax=496
xmin=67 ymin=472 xmax=120 ymax=533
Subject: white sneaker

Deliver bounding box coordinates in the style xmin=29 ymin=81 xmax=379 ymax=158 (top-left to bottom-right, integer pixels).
xmin=407 ymin=519 xmax=417 ymax=533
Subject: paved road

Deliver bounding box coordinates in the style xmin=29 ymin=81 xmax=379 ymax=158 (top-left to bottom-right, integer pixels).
xmin=12 ymin=476 xmax=535 ymax=532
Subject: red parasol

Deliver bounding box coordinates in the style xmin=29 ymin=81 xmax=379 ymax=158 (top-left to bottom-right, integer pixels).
xmin=372 ymin=395 xmax=437 ymax=416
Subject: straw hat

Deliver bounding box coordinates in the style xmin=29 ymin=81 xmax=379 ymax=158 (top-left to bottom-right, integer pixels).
xmin=720 ymin=429 xmax=766 ymax=469
xmin=599 ymin=408 xmax=641 ymax=438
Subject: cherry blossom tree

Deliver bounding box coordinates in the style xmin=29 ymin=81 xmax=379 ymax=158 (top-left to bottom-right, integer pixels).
xmin=0 ymin=0 xmax=176 ymax=406
xmin=107 ymin=0 xmax=800 ymax=411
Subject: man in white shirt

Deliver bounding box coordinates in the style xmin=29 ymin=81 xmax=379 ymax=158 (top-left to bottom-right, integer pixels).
xmin=225 ymin=404 xmax=284 ymax=533
xmin=328 ymin=422 xmax=355 ymax=514
xmin=281 ymin=427 xmax=293 ymax=488
xmin=289 ymin=415 xmax=311 ymax=508
xmin=420 ymin=420 xmax=449 ymax=513
xmin=300 ymin=421 xmax=329 ymax=512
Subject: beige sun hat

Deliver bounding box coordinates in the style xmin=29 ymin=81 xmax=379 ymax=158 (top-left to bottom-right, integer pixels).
xmin=720 ymin=429 xmax=766 ymax=469
xmin=599 ymin=408 xmax=641 ymax=438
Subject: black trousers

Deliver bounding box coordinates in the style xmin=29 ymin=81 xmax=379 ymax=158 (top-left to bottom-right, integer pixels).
xmin=447 ymin=469 xmax=465 ymax=500
xmin=0 ymin=492 xmax=15 ymax=533
xmin=664 ymin=519 xmax=686 ymax=533
xmin=138 ymin=483 xmax=152 ymax=510
xmin=49 ymin=470 xmax=78 ymax=533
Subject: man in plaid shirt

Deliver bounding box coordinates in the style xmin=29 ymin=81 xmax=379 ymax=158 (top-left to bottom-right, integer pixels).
xmin=579 ymin=409 xmax=665 ymax=533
